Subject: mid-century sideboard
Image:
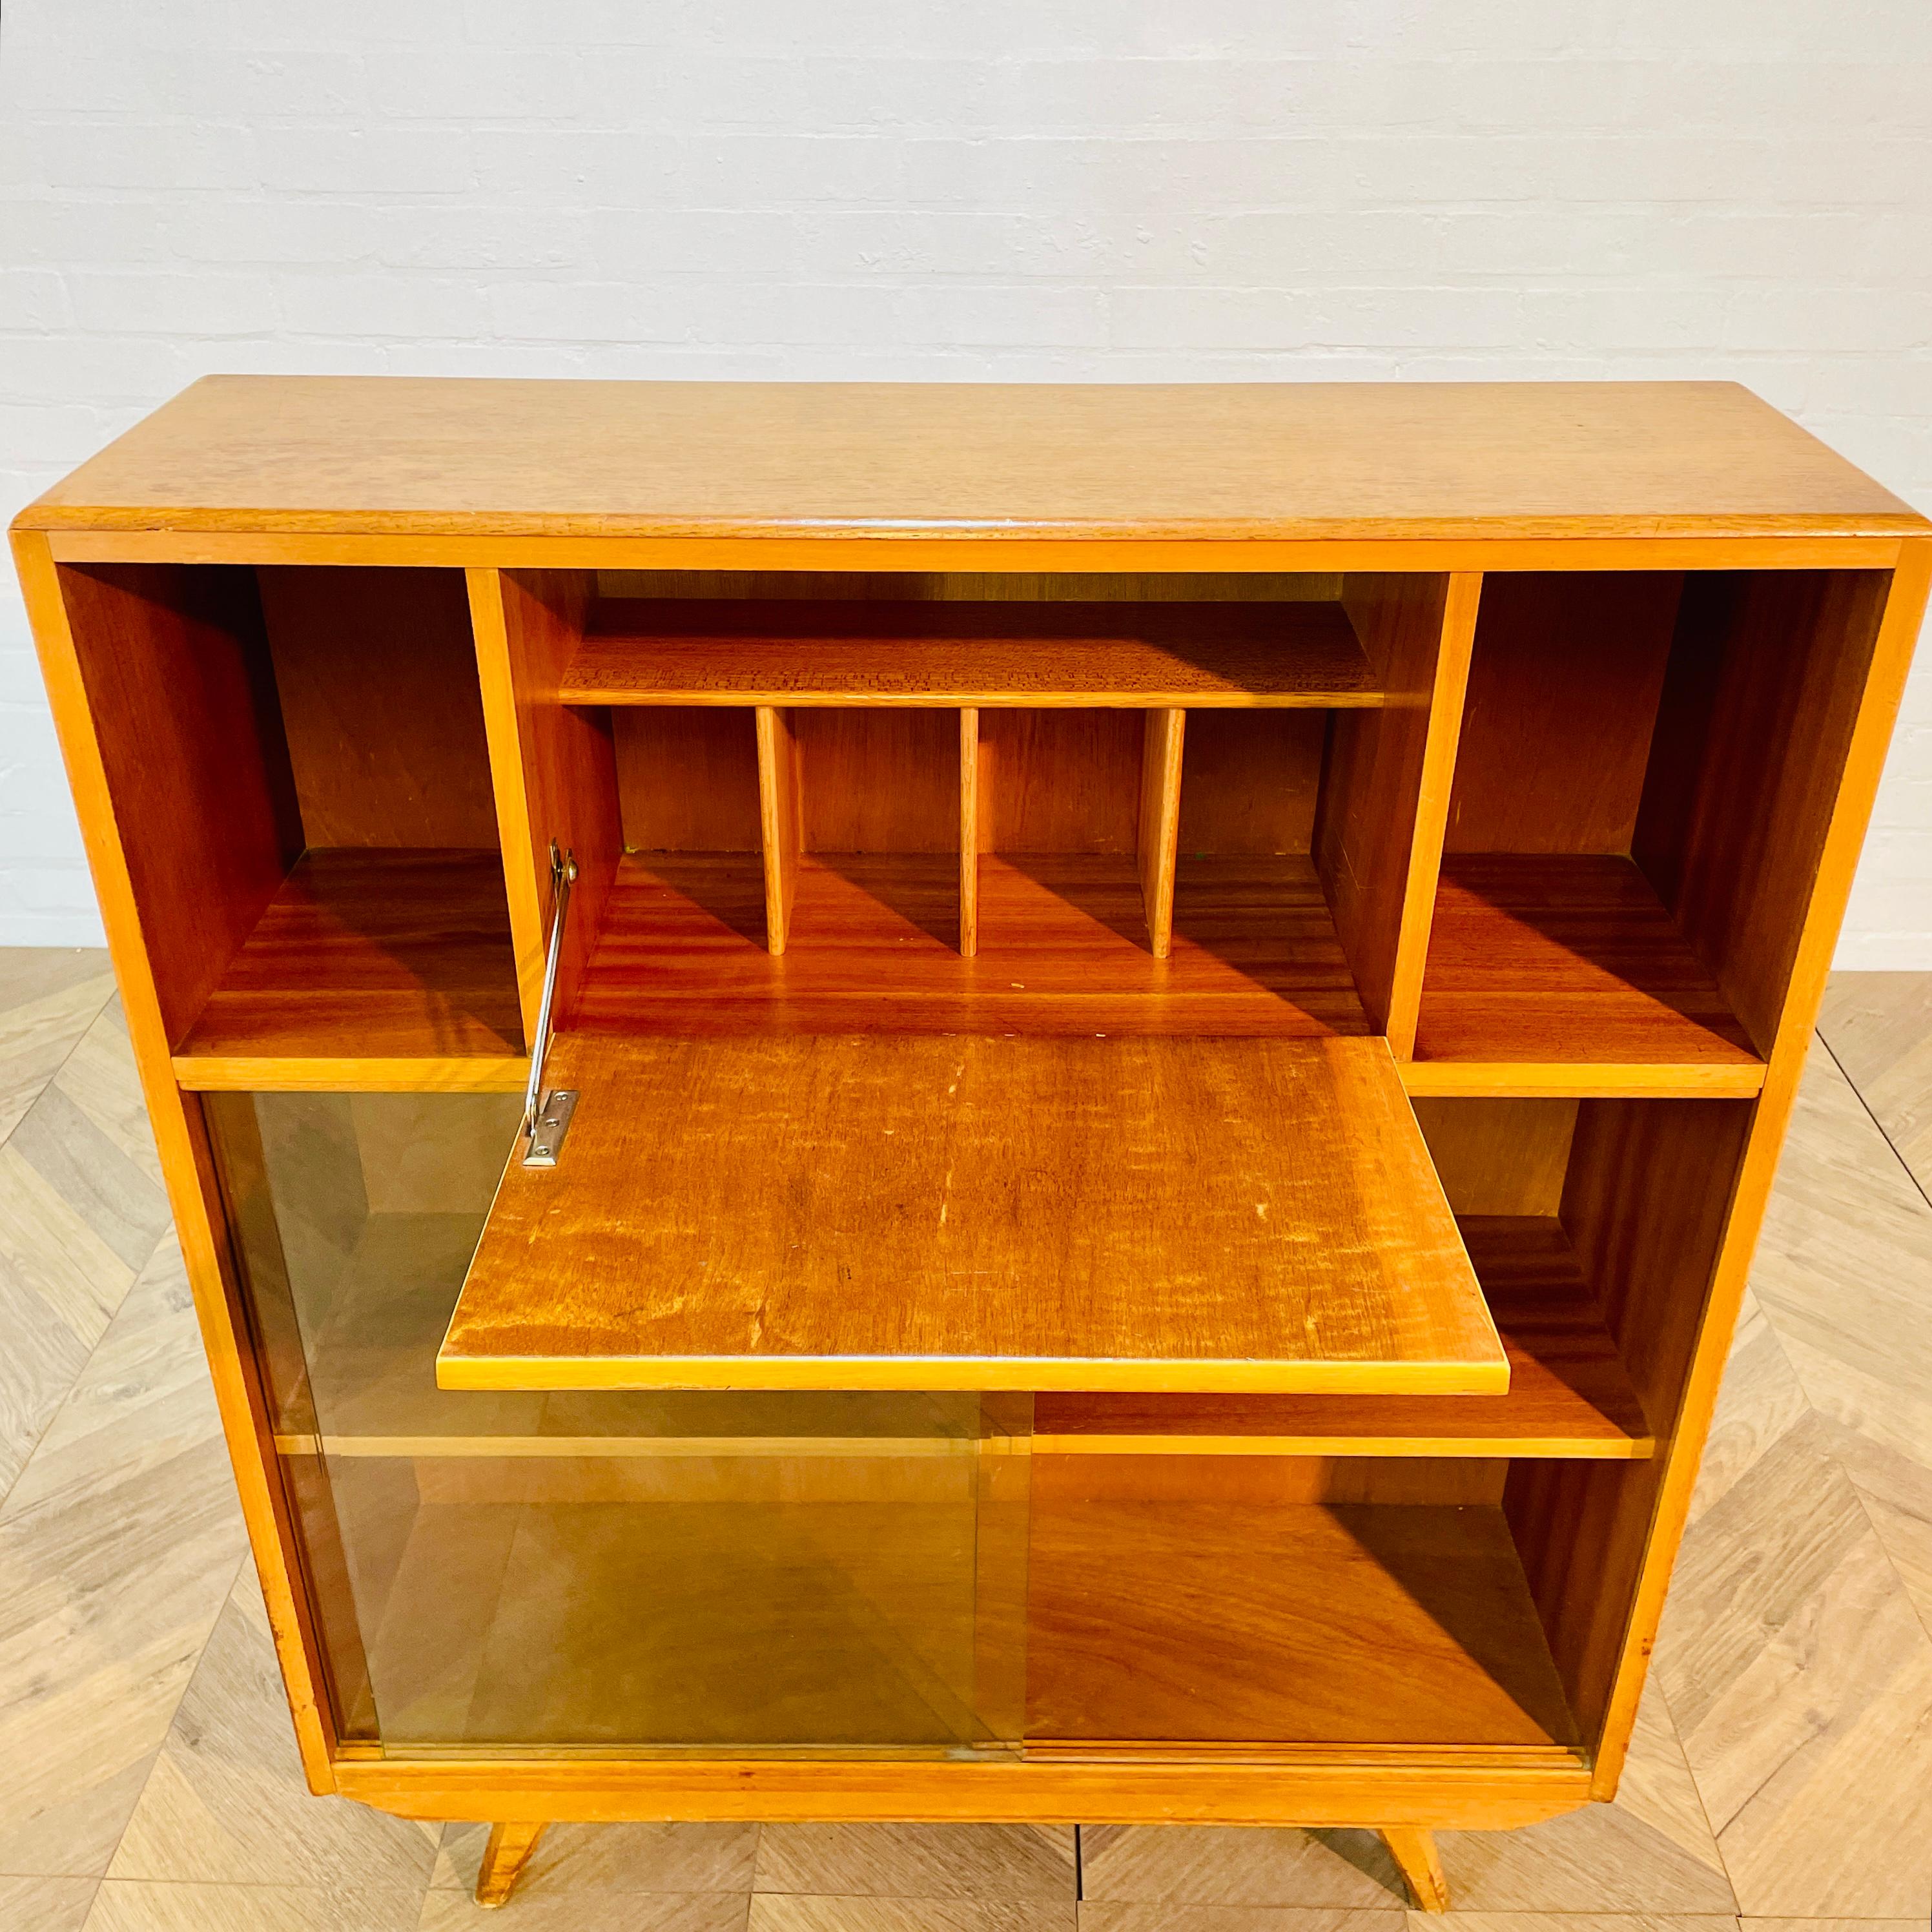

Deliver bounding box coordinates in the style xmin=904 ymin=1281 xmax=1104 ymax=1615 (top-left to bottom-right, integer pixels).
xmin=12 ymin=377 xmax=1928 ymax=1911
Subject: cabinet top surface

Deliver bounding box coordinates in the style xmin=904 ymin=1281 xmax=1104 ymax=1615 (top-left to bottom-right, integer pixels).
xmin=17 ymin=375 xmax=1926 ymax=544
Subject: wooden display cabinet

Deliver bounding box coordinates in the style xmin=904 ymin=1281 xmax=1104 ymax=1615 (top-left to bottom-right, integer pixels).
xmin=12 ymin=378 xmax=1928 ymax=1911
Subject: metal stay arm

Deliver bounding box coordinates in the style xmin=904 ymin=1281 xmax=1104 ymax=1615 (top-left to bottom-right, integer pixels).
xmin=520 ymin=841 xmax=577 ymax=1167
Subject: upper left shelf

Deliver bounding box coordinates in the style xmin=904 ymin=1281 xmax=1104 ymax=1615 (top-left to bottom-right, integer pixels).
xmin=49 ymin=560 xmax=528 ymax=1093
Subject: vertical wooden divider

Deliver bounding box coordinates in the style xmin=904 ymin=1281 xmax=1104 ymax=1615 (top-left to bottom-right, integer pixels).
xmin=959 ymin=707 xmax=981 ymax=957
xmin=1315 ymin=572 xmax=1481 ymax=1054
xmin=1138 ymin=708 xmax=1186 ymax=959
xmin=756 ymin=704 xmax=801 ymax=956
xmin=469 ymin=569 xmax=621 ymax=1040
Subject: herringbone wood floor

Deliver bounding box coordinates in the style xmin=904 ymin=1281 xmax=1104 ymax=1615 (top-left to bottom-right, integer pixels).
xmin=1 ymin=952 xmax=1929 ymax=1930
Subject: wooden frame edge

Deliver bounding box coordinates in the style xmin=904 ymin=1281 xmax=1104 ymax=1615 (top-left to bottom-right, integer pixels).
xmin=10 ymin=529 xmax=342 ymax=1792
xmin=468 ymin=567 xmax=550 ymax=1038
xmin=39 ymin=529 xmax=1911 ymax=573
xmin=1384 ymin=570 xmax=1481 ymax=1055
xmin=1585 ymin=538 xmax=1932 ymax=1798
xmin=334 ymin=1751 xmax=1592 ymax=1829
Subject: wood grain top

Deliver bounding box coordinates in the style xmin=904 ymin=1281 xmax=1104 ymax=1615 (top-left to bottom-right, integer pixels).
xmin=19 ymin=376 xmax=1924 ymax=542
xmin=437 ymin=1033 xmax=1505 ymax=1394
xmin=568 ymin=599 xmax=1379 ymax=706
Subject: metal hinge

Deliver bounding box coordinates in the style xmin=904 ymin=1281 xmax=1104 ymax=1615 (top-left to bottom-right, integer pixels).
xmin=520 ymin=841 xmax=577 ymax=1169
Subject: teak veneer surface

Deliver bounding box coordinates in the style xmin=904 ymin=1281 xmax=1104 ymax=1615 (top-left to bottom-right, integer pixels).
xmin=19 ymin=375 xmax=1926 ymax=540
xmin=1026 ymin=1497 xmax=1576 ymax=1747
xmin=438 ymin=1032 xmax=1505 ymax=1393
xmin=568 ymin=599 xmax=1379 ymax=706
xmin=1036 ymin=1217 xmax=1651 ymax=1459
xmin=1414 ymin=854 xmax=1762 ymax=1074
xmin=172 ymin=848 xmax=525 ymax=1073
xmin=573 ymin=852 xmax=1372 ymax=1036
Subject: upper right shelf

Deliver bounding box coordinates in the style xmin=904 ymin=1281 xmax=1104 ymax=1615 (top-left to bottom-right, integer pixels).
xmin=1408 ymin=568 xmax=1897 ymax=1097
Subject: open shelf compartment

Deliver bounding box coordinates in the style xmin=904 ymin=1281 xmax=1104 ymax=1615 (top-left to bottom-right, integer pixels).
xmin=53 ymin=560 xmax=526 ymax=1089
xmin=1026 ymin=1456 xmax=1579 ymax=1751
xmin=1412 ymin=568 xmax=1895 ymax=1093
xmin=490 ymin=568 xmax=1467 ymax=1043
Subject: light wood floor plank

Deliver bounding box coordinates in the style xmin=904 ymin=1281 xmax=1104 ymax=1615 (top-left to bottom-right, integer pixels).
xmin=1819 ymin=971 xmax=1932 ymax=1197
xmin=107 ymin=1575 xmax=440 ymax=1891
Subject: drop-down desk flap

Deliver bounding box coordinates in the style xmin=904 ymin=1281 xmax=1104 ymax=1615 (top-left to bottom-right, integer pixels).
xmin=437 ymin=1033 xmax=1506 ymax=1395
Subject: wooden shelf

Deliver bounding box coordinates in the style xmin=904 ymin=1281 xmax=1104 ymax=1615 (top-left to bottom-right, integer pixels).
xmin=1409 ymin=854 xmax=1766 ymax=1096
xmin=438 ymin=1034 xmax=1505 ymax=1395
xmin=567 ymin=599 xmax=1379 ymax=708
xmin=172 ymin=848 xmax=526 ymax=1091
xmin=1036 ymin=1218 xmax=1652 ymax=1459
xmin=1027 ymin=1490 xmax=1577 ymax=1748
xmin=574 ymin=851 xmax=1368 ymax=1037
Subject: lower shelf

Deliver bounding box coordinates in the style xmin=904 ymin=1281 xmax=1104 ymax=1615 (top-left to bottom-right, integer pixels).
xmin=173 ymin=847 xmax=526 ymax=1089
xmin=1027 ymin=1489 xmax=1576 ymax=1750
xmin=575 ymin=850 xmax=1368 ymax=1036
xmin=1412 ymin=854 xmax=1765 ymax=1095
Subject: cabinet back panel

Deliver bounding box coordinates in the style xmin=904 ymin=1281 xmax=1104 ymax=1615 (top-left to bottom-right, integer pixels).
xmin=597 ymin=570 xmax=1341 ymax=604
xmin=256 ymin=568 xmax=498 ymax=848
xmin=1413 ymin=1098 xmax=1579 ymax=1219
xmin=57 ymin=562 xmax=302 ymax=1047
xmin=1178 ymin=711 xmax=1326 ymax=856
xmin=981 ymin=710 xmax=1142 ymax=854
xmin=797 ymin=710 xmax=959 ymax=854
xmin=1446 ymin=573 xmax=1683 ymax=855
xmin=1034 ymin=1454 xmax=1506 ymax=1507
xmin=615 ymin=710 xmax=761 ymax=852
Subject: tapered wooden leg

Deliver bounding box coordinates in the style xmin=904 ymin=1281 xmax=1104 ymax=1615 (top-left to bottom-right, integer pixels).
xmin=475 ymin=1821 xmax=548 ymax=1909
xmin=1381 ymin=1827 xmax=1449 ymax=1912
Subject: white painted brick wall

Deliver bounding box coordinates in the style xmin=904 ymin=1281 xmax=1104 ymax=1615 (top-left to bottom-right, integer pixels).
xmin=2 ymin=1 xmax=1928 ymax=959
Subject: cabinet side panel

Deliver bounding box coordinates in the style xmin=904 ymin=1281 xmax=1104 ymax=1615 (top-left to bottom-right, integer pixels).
xmin=17 ymin=517 xmax=338 ymax=1790
xmin=1634 ymin=569 xmax=1894 ymax=1054
xmin=1576 ymin=542 xmax=1931 ymax=1794
xmin=52 ymin=561 xmax=302 ymax=1047
xmin=256 ymin=566 xmax=498 ymax=848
